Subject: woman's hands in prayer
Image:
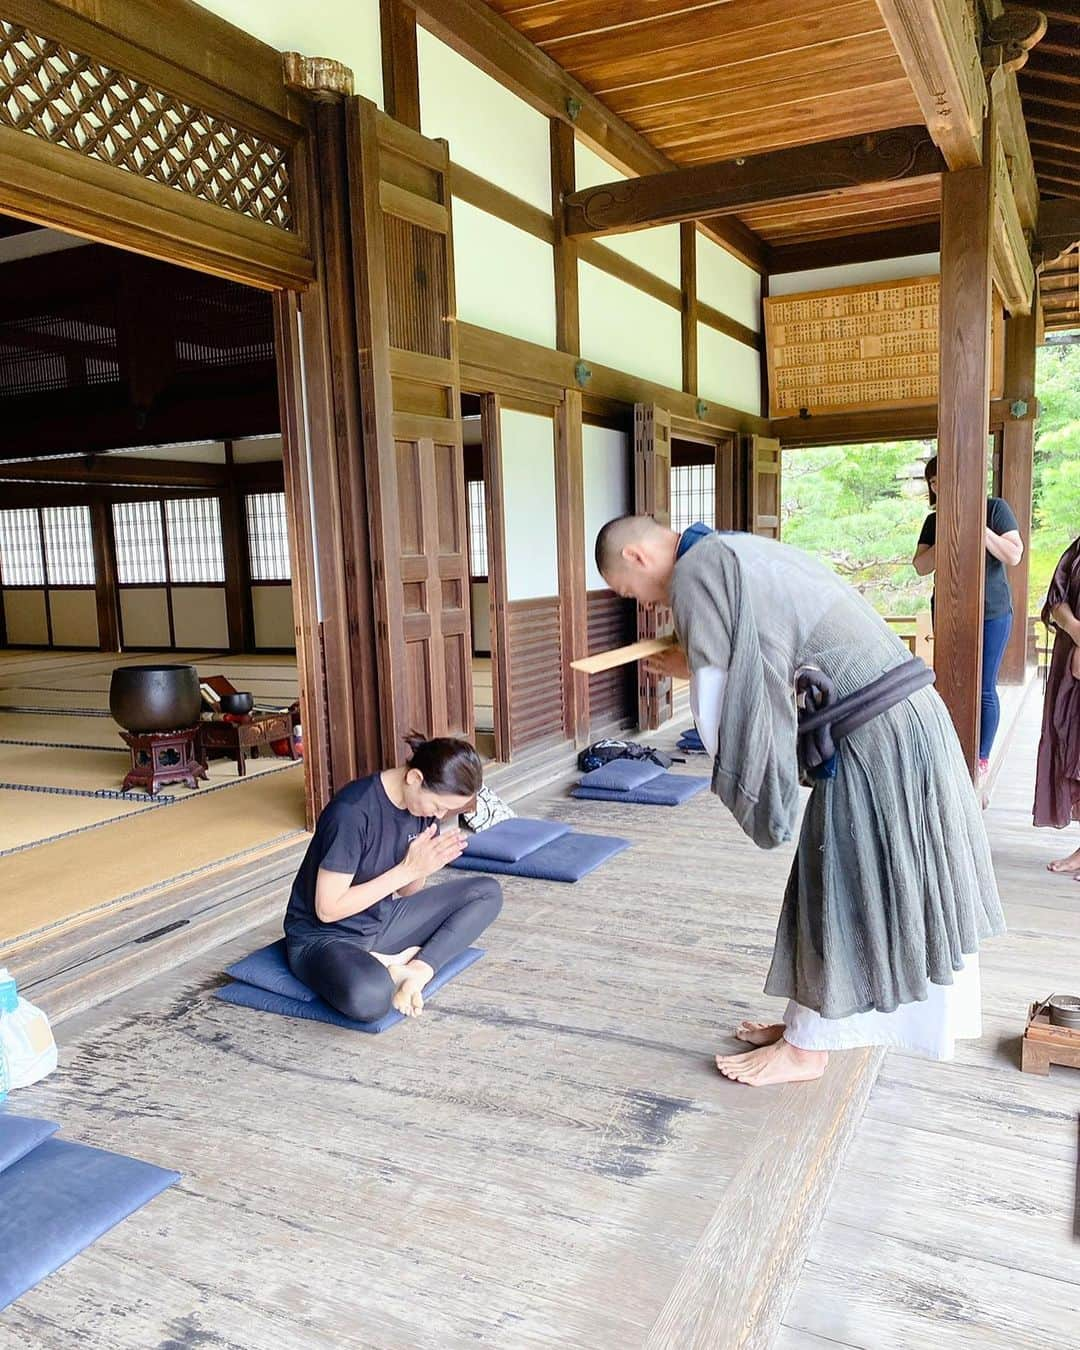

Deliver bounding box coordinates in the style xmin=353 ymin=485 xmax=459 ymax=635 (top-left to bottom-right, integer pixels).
xmin=404 ymin=823 xmax=466 ymax=884
xmin=644 ymin=645 xmax=691 ymax=680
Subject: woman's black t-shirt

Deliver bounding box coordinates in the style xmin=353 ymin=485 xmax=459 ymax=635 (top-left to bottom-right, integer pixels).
xmin=284 ymin=774 xmax=433 ymax=940
xmin=917 ymin=496 xmax=1019 ymax=620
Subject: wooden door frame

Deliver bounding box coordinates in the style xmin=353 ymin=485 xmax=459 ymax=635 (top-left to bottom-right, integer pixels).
xmin=475 ymin=391 xmax=513 ymax=763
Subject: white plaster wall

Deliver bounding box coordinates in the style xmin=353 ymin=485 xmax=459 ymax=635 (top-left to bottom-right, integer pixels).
xmin=575 ymin=142 xmax=680 ymax=286
xmin=419 ymin=28 xmax=551 ymax=210
xmin=500 ymin=410 xmax=559 ymax=601
xmin=697 ymin=232 xmax=762 ymax=332
xmin=453 ymin=201 xmax=557 ymax=349
xmin=48 ymin=590 xmax=99 ymax=647
xmin=582 ymin=425 xmax=632 ymax=591
xmin=768 ymin=253 xmax=941 ymax=297
xmin=579 ymin=261 xmax=682 ymax=390
xmin=120 ymin=589 xmax=170 ymax=647
xmin=172 ymin=588 xmax=229 ymax=649
xmin=2 ymin=589 xmax=48 ymax=645
xmin=253 ymin=585 xmax=296 ymax=649
xmin=698 ymin=325 xmax=762 ymax=416
xmin=196 ymin=0 xmax=383 ymax=104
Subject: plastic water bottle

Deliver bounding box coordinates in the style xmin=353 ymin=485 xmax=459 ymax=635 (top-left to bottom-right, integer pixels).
xmin=0 ymin=1030 xmax=8 ymax=1108
xmin=0 ymin=968 xmax=57 ymax=1090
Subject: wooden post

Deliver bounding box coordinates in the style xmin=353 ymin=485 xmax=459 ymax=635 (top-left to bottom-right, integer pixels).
xmin=555 ymin=389 xmax=589 ymax=745
xmin=91 ymin=497 xmax=120 ymax=651
xmin=680 ymin=223 xmax=698 ymax=396
xmin=935 ymin=107 xmax=997 ymax=772
xmin=480 ymin=393 xmax=512 ymax=762
xmin=999 ymin=304 xmax=1037 ymax=685
xmin=380 ymin=0 xmax=421 ymax=131
xmin=221 ymin=440 xmax=253 ymax=654
xmin=550 ymin=120 xmax=580 ymax=356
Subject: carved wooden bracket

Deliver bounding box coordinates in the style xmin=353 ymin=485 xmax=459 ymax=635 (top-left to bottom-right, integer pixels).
xmin=283 ymin=52 xmax=355 ymax=100
xmin=981 ymin=8 xmax=1047 ymax=76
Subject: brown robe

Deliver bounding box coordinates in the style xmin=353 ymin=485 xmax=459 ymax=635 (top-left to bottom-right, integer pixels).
xmin=1034 ymin=537 xmax=1080 ymax=829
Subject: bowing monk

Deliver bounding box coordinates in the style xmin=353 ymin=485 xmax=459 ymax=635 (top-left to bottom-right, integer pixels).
xmin=1034 ymin=535 xmax=1080 ymax=871
xmin=596 ymin=515 xmax=1004 ymax=1087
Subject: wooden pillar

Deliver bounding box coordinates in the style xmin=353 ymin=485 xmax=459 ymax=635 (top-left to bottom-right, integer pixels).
xmin=480 ymin=393 xmax=512 ymax=762
xmin=91 ymin=497 xmax=120 ymax=651
xmin=220 ymin=442 xmax=253 ymax=654
xmin=999 ymin=304 xmax=1037 ymax=684
xmin=555 ymin=389 xmax=589 ymax=745
xmin=380 ymin=0 xmax=421 ymax=131
xmin=680 ymin=223 xmax=698 ymax=396
xmin=935 ymin=108 xmax=997 ymax=772
xmin=550 ymin=120 xmax=580 ymax=356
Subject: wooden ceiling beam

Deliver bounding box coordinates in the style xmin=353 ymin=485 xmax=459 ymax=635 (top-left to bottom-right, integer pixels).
xmin=1037 ymin=195 xmax=1080 ymax=263
xmin=563 ymin=127 xmax=943 ymax=237
xmin=768 ymin=221 xmax=941 ymax=272
xmin=0 ymin=456 xmax=227 ymax=486
xmin=876 ymin=0 xmax=986 ymax=169
xmin=1018 ymin=73 xmax=1080 ymax=108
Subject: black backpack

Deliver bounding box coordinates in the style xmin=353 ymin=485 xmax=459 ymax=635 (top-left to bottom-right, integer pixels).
xmin=577 ymin=738 xmax=676 ymax=773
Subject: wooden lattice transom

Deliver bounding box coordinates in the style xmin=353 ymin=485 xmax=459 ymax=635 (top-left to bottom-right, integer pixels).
xmin=0 ymin=21 xmax=293 ymax=230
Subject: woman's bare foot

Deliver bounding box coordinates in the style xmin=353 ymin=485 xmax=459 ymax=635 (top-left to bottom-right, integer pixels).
xmin=389 ymin=958 xmax=435 ymax=1018
xmin=734 ymin=1021 xmax=786 ymax=1047
xmin=1047 ymin=848 xmax=1080 ymax=874
xmin=715 ymin=1039 xmax=828 ymax=1086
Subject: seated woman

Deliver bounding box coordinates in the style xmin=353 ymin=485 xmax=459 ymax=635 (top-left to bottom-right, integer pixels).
xmin=284 ymin=734 xmax=502 ymax=1022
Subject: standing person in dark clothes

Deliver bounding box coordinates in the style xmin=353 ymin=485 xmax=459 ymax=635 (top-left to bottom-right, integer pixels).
xmin=912 ymin=455 xmax=1024 ymax=780
xmin=1034 ymin=536 xmax=1080 ymax=874
xmin=284 ymin=735 xmax=502 ymax=1022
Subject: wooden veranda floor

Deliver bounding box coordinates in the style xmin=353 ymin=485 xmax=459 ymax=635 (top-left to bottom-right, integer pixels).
xmin=779 ymin=689 xmax=1080 ymax=1350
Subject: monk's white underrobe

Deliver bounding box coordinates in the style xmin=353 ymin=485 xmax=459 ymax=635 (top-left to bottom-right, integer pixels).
xmin=690 ymin=665 xmax=982 ymax=1060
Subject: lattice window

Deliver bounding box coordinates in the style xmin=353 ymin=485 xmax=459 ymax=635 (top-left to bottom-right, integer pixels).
xmin=245 ymin=492 xmax=291 ymax=581
xmin=466 ymin=479 xmax=488 ymax=577
xmin=166 ymin=497 xmax=224 ymax=583
xmin=0 ymin=508 xmax=45 ymax=585
xmin=671 ymin=463 xmax=715 ymax=534
xmin=0 ymin=20 xmax=293 ymax=230
xmin=42 ymin=505 xmax=95 ymax=585
xmin=113 ymin=500 xmax=166 ymax=584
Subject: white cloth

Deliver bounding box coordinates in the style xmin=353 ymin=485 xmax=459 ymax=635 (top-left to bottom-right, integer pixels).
xmin=690 ymin=663 xmax=983 ymax=1061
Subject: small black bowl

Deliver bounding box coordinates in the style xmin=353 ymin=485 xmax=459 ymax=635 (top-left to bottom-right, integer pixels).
xmin=219 ymin=692 xmax=254 ymax=715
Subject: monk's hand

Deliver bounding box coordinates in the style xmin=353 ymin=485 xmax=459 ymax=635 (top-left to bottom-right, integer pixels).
xmin=645 ymin=646 xmax=690 ymax=680
xmin=404 ymin=824 xmax=467 ymax=882
xmin=1071 ymin=644 xmax=1080 ymax=682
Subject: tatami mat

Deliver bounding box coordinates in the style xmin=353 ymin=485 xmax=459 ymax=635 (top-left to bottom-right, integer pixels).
xmin=0 ymin=763 xmax=306 ymax=945
xmin=0 ymin=713 xmax=136 ymax=748
xmin=0 ymin=789 xmax=158 ymax=854
xmin=0 ymin=742 xmax=294 ymax=793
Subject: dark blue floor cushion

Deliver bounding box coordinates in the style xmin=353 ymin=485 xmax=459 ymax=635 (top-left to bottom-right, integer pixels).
xmin=0 ymin=1112 xmax=60 ymax=1177
xmin=577 ymin=758 xmax=664 ymax=792
xmin=572 ymin=772 xmax=709 ymax=806
xmin=450 ymin=830 xmax=629 ymax=881
xmin=0 ymin=1134 xmax=179 ymax=1311
xmin=214 ymin=946 xmax=485 ymax=1034
xmin=460 ymin=817 xmax=570 ymax=863
xmin=225 ymin=938 xmax=316 ymax=1002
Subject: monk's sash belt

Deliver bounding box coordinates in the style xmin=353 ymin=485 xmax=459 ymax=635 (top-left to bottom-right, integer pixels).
xmin=795 ymin=657 xmax=936 ymax=773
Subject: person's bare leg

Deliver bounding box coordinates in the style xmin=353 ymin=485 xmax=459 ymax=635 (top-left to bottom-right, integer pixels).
xmin=388 ymin=957 xmax=435 ymax=1018
xmin=715 ymin=1039 xmax=828 ymax=1086
xmin=1047 ymin=846 xmax=1080 ymax=873
xmin=733 ymin=1021 xmax=786 ymax=1047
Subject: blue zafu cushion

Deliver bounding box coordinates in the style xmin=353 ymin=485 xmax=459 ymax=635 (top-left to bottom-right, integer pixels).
xmin=0 ymin=1113 xmax=60 ymax=1177
xmin=577 ymin=758 xmax=665 ymax=792
xmin=214 ymin=946 xmax=485 ymax=1034
xmin=450 ymin=831 xmax=629 ymax=881
xmin=0 ymin=1136 xmax=179 ymax=1311
xmin=225 ymin=938 xmax=317 ymax=1002
xmin=461 ymin=817 xmax=570 ymax=863
xmin=572 ymin=773 xmax=709 ymax=806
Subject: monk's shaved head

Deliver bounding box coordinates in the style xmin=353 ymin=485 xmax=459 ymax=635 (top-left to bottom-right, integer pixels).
xmin=594 ymin=514 xmax=679 ymax=607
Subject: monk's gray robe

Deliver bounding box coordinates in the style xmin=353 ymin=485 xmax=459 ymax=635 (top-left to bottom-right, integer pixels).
xmin=670 ymin=532 xmax=1005 ymax=1020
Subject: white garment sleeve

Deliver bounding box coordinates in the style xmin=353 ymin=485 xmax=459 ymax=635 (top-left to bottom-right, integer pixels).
xmin=689 ymin=666 xmax=728 ymax=759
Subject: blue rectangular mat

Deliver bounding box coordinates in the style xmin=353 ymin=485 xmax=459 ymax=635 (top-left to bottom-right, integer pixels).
xmin=450 ymin=830 xmax=629 ymax=881
xmin=225 ymin=938 xmax=316 ymax=1002
xmin=214 ymin=945 xmax=485 ymax=1034
xmin=577 ymin=758 xmax=664 ymax=791
xmin=459 ymin=817 xmax=570 ymax=863
xmin=572 ymin=773 xmax=708 ymax=806
xmin=0 ymin=1135 xmax=179 ymax=1311
xmin=0 ymin=1112 xmax=60 ymax=1177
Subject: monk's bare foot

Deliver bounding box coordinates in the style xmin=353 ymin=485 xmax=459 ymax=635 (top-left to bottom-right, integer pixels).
xmin=370 ymin=946 xmax=420 ymax=969
xmin=715 ymin=1039 xmax=828 ymax=1086
xmin=389 ymin=958 xmax=434 ymax=1018
xmin=1047 ymin=848 xmax=1080 ymax=874
xmin=734 ymin=1020 xmax=786 ymax=1047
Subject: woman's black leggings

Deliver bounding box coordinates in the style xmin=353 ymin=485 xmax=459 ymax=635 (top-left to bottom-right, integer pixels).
xmin=286 ymin=875 xmax=502 ymax=1023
